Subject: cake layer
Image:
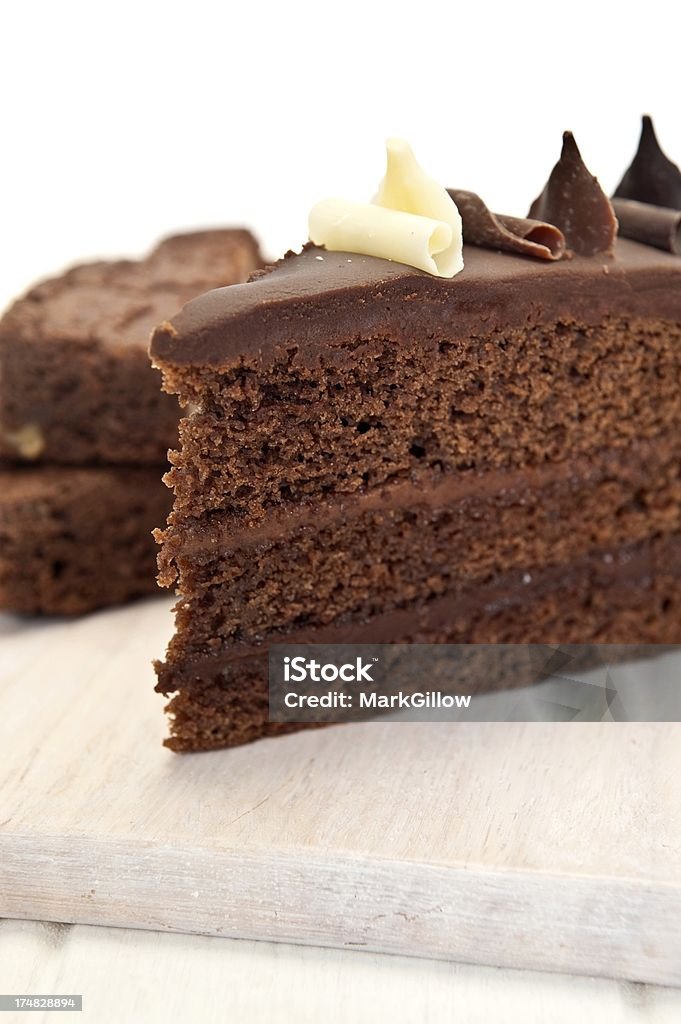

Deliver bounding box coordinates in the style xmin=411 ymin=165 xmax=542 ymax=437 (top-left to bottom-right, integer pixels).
xmin=0 ymin=230 xmax=261 ymax=466
xmin=165 ymin=308 xmax=681 ymax=522
xmin=158 ymin=438 xmax=681 ymax=658
xmin=152 ymin=239 xmax=681 ymax=370
xmin=157 ymin=248 xmax=681 ymax=523
xmin=152 ymin=241 xmax=681 ymax=522
xmin=0 ymin=464 xmax=170 ymax=615
xmin=157 ymin=532 xmax=681 ymax=750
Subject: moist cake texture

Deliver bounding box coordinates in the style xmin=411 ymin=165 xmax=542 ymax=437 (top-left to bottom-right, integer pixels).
xmin=156 ymin=242 xmax=681 ymax=524
xmin=0 ymin=229 xmax=262 ymax=615
xmin=0 ymin=229 xmax=262 ymax=465
xmin=151 ymin=136 xmax=681 ymax=751
xmin=0 ymin=465 xmax=171 ymax=615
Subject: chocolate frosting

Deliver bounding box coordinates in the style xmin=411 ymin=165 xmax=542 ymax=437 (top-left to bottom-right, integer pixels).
xmin=447 ymin=189 xmax=565 ymax=261
xmin=160 ymin=538 xmax=681 ymax=671
xmin=151 ymin=239 xmax=681 ymax=370
xmin=614 ymin=115 xmax=681 ymax=209
xmin=612 ymin=198 xmax=681 ymax=255
xmin=529 ymin=132 xmax=617 ymax=256
xmin=172 ymin=436 xmax=675 ymax=553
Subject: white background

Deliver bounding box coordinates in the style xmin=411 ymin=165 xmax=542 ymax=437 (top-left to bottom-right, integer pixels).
xmin=2 ymin=0 xmax=680 ymax=309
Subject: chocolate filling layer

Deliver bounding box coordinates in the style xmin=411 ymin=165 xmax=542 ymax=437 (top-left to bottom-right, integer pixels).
xmin=159 ymin=533 xmax=681 ymax=750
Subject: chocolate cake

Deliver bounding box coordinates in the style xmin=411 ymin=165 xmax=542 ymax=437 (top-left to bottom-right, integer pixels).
xmin=0 ymin=465 xmax=171 ymax=615
xmin=0 ymin=229 xmax=262 ymax=465
xmin=0 ymin=228 xmax=262 ymax=616
xmin=151 ymin=129 xmax=681 ymax=751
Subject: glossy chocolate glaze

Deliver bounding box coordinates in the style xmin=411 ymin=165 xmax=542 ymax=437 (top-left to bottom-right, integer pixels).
xmin=151 ymin=237 xmax=681 ymax=370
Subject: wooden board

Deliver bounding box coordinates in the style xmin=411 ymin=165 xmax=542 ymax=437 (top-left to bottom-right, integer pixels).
xmin=1 ymin=598 xmax=681 ymax=986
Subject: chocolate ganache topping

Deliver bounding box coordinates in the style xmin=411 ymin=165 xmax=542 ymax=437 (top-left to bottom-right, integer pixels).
xmin=447 ymin=189 xmax=565 ymax=261
xmin=612 ymin=116 xmax=681 ymax=254
xmin=151 ymin=125 xmax=681 ymax=376
xmin=529 ymin=132 xmax=617 ymax=257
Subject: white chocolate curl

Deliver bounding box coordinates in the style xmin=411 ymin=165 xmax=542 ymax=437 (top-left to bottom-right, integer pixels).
xmin=308 ymin=138 xmax=463 ymax=278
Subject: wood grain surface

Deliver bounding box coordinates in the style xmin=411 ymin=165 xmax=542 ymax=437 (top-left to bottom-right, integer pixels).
xmin=1 ymin=598 xmax=680 ymax=986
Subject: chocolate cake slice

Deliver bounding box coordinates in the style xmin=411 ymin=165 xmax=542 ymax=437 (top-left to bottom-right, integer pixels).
xmin=151 ymin=137 xmax=681 ymax=751
xmin=0 ymin=229 xmax=262 ymax=616
xmin=0 ymin=229 xmax=262 ymax=465
xmin=0 ymin=464 xmax=171 ymax=615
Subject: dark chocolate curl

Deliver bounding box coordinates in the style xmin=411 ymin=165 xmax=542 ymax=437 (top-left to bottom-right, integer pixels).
xmin=612 ymin=198 xmax=681 ymax=254
xmin=529 ymin=132 xmax=617 ymax=256
xmin=614 ymin=116 xmax=681 ymax=209
xmin=448 ymin=189 xmax=566 ymax=261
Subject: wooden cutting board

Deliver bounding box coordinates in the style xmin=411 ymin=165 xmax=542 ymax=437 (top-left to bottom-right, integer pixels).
xmin=1 ymin=598 xmax=680 ymax=986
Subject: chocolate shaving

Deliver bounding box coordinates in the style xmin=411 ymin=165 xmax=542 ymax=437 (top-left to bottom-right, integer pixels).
xmin=448 ymin=189 xmax=565 ymax=261
xmin=529 ymin=132 xmax=617 ymax=257
xmin=614 ymin=115 xmax=681 ymax=209
xmin=612 ymin=198 xmax=681 ymax=254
